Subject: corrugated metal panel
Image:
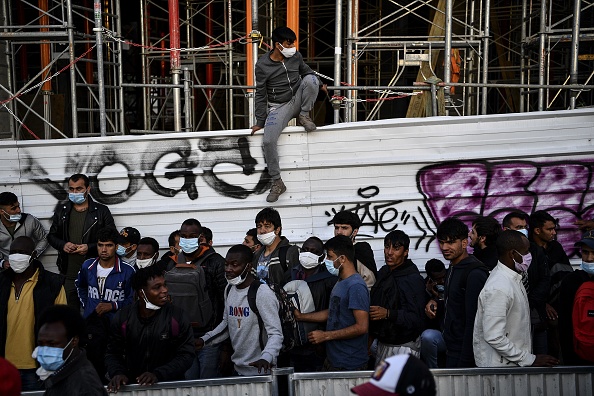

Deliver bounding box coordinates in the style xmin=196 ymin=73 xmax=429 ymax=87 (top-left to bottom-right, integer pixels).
xmin=1 ymin=109 xmax=593 ymax=274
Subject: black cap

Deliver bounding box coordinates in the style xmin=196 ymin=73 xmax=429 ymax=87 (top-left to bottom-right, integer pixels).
xmin=117 ymin=227 xmax=140 ymax=245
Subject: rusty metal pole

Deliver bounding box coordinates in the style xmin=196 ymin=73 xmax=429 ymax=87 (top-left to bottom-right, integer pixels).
xmin=168 ymin=0 xmax=182 ymax=131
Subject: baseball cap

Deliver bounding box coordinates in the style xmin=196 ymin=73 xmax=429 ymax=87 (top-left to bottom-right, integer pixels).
xmin=330 ymin=211 xmax=362 ymax=229
xmin=118 ymin=227 xmax=141 ymax=245
xmin=575 ymin=230 xmax=594 ymax=250
xmin=351 ymin=354 xmax=436 ymax=396
xmin=0 ymin=357 xmax=21 ymax=396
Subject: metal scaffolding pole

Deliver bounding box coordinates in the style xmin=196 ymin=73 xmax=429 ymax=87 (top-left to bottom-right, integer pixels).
xmin=93 ymin=0 xmax=107 ymax=136
xmin=481 ymin=0 xmax=490 ymax=115
xmin=66 ymin=0 xmax=78 ymax=137
xmin=168 ymin=0 xmax=182 ymax=132
xmin=537 ymin=0 xmax=547 ymax=111
xmin=346 ymin=0 xmax=353 ymax=122
xmin=569 ymin=0 xmax=581 ymax=109
xmin=333 ymin=0 xmax=343 ymax=123
xmin=444 ymin=0 xmax=453 ymax=105
xmin=520 ymin=0 xmax=527 ymax=112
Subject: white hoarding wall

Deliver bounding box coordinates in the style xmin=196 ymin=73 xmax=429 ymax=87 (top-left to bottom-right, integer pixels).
xmin=1 ymin=109 xmax=593 ymax=273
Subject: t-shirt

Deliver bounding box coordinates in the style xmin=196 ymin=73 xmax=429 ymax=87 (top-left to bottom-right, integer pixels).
xmin=96 ymin=264 xmax=113 ymax=295
xmin=326 ymin=273 xmax=369 ymax=370
xmin=257 ymin=251 xmax=272 ymax=280
xmin=67 ymin=209 xmax=87 ymax=279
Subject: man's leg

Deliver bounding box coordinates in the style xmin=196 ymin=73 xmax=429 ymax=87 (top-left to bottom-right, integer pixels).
xmin=420 ymin=329 xmax=446 ymax=368
xmin=295 ymin=74 xmax=319 ymax=132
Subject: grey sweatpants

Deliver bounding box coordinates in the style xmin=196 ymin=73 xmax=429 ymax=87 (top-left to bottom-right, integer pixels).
xmin=262 ymin=73 xmax=319 ymax=180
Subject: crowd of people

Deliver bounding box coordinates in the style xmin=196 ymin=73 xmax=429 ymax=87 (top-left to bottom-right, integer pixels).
xmin=1 ymin=173 xmax=593 ymax=395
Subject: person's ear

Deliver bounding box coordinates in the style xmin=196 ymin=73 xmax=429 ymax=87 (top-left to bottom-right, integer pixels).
xmin=461 ymin=238 xmax=468 ymax=249
xmin=71 ymin=336 xmax=79 ymax=348
xmin=351 ymin=228 xmax=359 ymax=238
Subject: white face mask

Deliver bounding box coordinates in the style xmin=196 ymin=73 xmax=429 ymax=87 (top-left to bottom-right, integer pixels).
xmin=257 ymin=231 xmax=277 ymax=246
xmin=141 ymin=289 xmax=161 ymax=310
xmin=136 ymin=254 xmax=156 ymax=269
xmin=279 ymin=43 xmax=296 ymax=58
xmin=299 ymin=251 xmax=323 ymax=269
xmin=9 ymin=253 xmax=31 ymax=273
xmin=227 ymin=264 xmax=250 ymax=286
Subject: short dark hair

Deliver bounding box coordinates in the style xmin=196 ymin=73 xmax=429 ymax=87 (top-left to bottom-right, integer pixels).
xmin=255 ymin=207 xmax=282 ymax=230
xmin=496 ymin=230 xmax=528 ymax=259
xmin=181 ymin=218 xmax=202 ymax=231
xmin=68 ymin=173 xmax=90 ymax=188
xmin=472 ymin=216 xmax=501 ymax=247
xmin=529 ymin=210 xmax=556 ymax=230
xmin=247 ymin=228 xmax=258 ymax=240
xmin=10 ymin=236 xmax=35 ymax=255
xmin=324 ymin=235 xmax=355 ymax=264
xmin=425 ymin=258 xmax=446 ymax=275
xmin=384 ymin=230 xmax=410 ymax=251
xmin=502 ymin=211 xmax=528 ymax=229
xmin=38 ymin=305 xmax=85 ymax=340
xmin=138 ymin=237 xmax=159 ymax=255
xmin=330 ymin=211 xmax=362 ymax=230
xmin=168 ymin=230 xmax=180 ymax=247
xmin=227 ymin=244 xmax=253 ymax=265
xmin=131 ymin=265 xmax=165 ymax=291
xmin=436 ymin=217 xmax=469 ymax=241
xmin=0 ymin=192 xmax=18 ymax=206
xmin=201 ymin=227 xmax=213 ymax=244
xmin=97 ymin=227 xmax=119 ymax=244
xmin=271 ymin=27 xmax=297 ymax=45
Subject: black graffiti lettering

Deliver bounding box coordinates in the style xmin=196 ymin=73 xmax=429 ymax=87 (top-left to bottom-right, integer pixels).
xmin=358 ymin=186 xmax=379 ymax=199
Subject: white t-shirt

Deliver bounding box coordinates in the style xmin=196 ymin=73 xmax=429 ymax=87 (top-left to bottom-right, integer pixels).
xmin=96 ymin=265 xmax=113 ymax=296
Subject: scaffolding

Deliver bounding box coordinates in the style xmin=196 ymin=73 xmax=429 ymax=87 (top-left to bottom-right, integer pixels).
xmin=0 ymin=0 xmax=592 ymax=139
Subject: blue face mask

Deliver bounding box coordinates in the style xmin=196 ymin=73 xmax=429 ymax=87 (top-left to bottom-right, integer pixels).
xmin=436 ymin=284 xmax=445 ymax=293
xmin=2 ymin=210 xmax=21 ymax=223
xmin=116 ymin=245 xmax=128 ymax=257
xmin=179 ymin=237 xmax=199 ymax=254
xmin=35 ymin=338 xmax=73 ymax=371
xmin=324 ymin=257 xmax=342 ymax=276
xmin=68 ymin=192 xmax=86 ymax=205
xmin=517 ymin=229 xmax=529 ymax=238
xmin=581 ymin=261 xmax=594 ymax=275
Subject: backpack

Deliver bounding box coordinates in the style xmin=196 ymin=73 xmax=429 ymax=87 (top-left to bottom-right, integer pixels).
xmin=165 ymin=253 xmax=214 ymax=328
xmin=460 ymin=261 xmax=490 ymax=291
xmin=283 ymin=280 xmax=318 ymax=346
xmin=572 ymin=280 xmax=594 ymax=362
xmin=226 ymin=281 xmax=300 ymax=352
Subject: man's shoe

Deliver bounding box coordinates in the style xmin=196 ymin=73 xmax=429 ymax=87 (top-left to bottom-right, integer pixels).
xmin=298 ymin=114 xmax=317 ymax=132
xmin=266 ymin=179 xmax=287 ymax=203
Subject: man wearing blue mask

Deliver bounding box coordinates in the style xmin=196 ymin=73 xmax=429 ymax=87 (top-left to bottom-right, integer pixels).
xmin=473 ymin=230 xmax=559 ymax=367
xmin=48 ymin=173 xmax=116 ymax=311
xmin=0 ymin=236 xmax=66 ymax=391
xmin=0 ymin=192 xmax=49 ymax=271
xmin=558 ymin=230 xmax=594 ymax=365
xmin=164 ymin=218 xmax=226 ymax=380
xmin=116 ymin=227 xmax=140 ymax=268
xmin=35 ymin=305 xmax=107 ymax=395
xmin=250 ymin=26 xmax=320 ymax=203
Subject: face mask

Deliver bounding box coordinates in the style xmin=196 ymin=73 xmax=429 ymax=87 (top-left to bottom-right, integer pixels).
xmin=324 ymin=256 xmax=342 ymax=276
xmin=279 ymin=43 xmax=296 ymax=58
xmin=299 ymin=252 xmax=323 ymax=269
xmin=513 ymin=250 xmax=533 ymax=272
xmin=116 ymin=245 xmax=129 ymax=257
xmin=257 ymin=231 xmax=277 ymax=246
xmin=34 ymin=338 xmax=73 ymax=371
xmin=8 ymin=253 xmax=31 ymax=273
xmin=68 ymin=192 xmax=86 ymax=205
xmin=136 ymin=254 xmax=156 ymax=269
xmin=436 ymin=284 xmax=445 ymax=293
xmin=581 ymin=261 xmax=594 ymax=275
xmin=227 ymin=264 xmax=250 ymax=286
xmin=517 ymin=229 xmax=529 ymax=238
xmin=2 ymin=210 xmax=21 ymax=223
xmin=179 ymin=237 xmax=199 ymax=254
xmin=141 ymin=289 xmax=161 ymax=311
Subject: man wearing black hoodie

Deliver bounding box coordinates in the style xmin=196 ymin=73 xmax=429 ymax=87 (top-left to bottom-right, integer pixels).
xmin=425 ymin=218 xmax=489 ymax=368
xmin=468 ymin=216 xmax=501 ymax=270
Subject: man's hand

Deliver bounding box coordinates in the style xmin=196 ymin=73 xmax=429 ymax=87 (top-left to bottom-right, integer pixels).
xmin=63 ymin=242 xmax=77 ymax=253
xmin=545 ymin=303 xmax=558 ymax=321
xmin=248 ymin=359 xmax=272 ymax=374
xmin=575 ymin=219 xmax=594 ymax=231
xmin=251 ymin=125 xmax=263 ymax=136
xmin=532 ymin=354 xmax=559 ymax=367
xmin=2 ymin=259 xmax=9 ymax=270
xmin=95 ymin=302 xmax=112 ymax=316
xmin=293 ymin=309 xmax=303 ymax=321
xmin=107 ymin=374 xmax=128 ymax=393
xmin=74 ymin=244 xmax=89 ymax=255
xmin=425 ymin=299 xmax=437 ymax=319
xmin=136 ymin=372 xmax=158 ymax=386
xmin=369 ymin=305 xmax=389 ymax=321
xmin=195 ymin=338 xmax=205 ymax=350
xmin=426 ymin=280 xmax=438 ymax=298
xmin=308 ymin=330 xmax=328 ymax=345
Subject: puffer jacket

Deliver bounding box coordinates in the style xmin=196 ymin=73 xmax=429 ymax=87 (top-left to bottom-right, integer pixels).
xmin=0 ymin=212 xmax=48 ymax=262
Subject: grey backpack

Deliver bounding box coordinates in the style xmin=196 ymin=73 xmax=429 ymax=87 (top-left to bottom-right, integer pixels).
xmin=165 ymin=252 xmax=214 ymax=328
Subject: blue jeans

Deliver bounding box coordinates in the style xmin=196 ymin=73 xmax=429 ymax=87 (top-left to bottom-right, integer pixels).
xmin=420 ymin=329 xmax=446 ymax=368
xmin=185 ymin=344 xmax=221 ymax=379
xmin=20 ymin=368 xmax=43 ymax=391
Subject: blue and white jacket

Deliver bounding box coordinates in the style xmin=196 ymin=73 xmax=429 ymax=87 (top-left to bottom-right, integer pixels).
xmin=75 ymin=257 xmax=136 ymax=319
